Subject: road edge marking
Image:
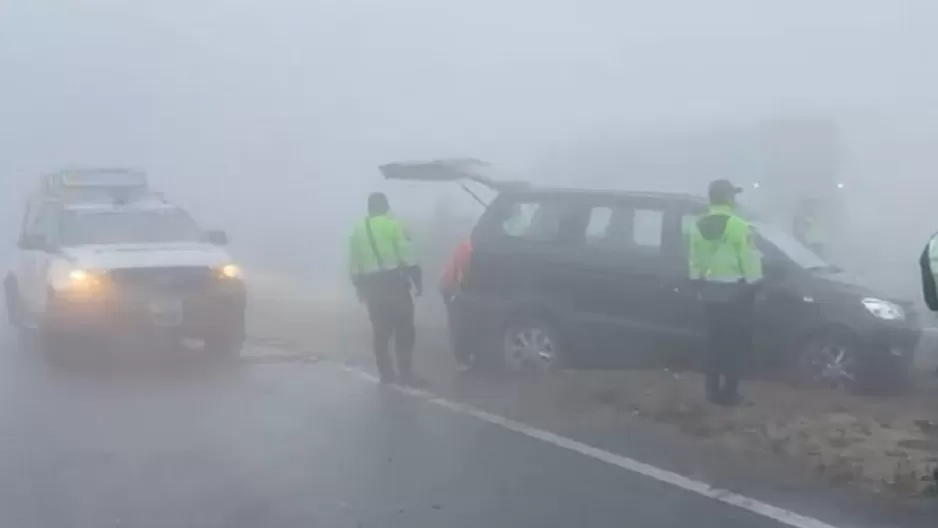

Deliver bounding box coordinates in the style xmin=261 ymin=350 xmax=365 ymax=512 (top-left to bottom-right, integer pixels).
xmin=338 ymin=364 xmax=843 ymax=528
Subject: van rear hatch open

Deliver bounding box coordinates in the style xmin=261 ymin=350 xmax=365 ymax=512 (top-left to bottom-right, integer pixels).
xmin=379 ymin=159 xmax=530 ymax=206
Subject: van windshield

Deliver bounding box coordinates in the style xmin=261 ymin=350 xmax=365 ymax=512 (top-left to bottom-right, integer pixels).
xmin=59 ymin=209 xmax=203 ymax=246
xmin=751 ymin=221 xmax=829 ymax=270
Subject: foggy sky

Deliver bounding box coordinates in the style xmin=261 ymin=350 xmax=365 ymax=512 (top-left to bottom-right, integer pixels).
xmin=2 ymin=1 xmax=937 ymax=282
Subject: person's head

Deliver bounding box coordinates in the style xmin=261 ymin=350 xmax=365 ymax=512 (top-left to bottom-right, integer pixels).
xmin=708 ymin=179 xmax=742 ymax=206
xmin=367 ymin=192 xmax=390 ymax=216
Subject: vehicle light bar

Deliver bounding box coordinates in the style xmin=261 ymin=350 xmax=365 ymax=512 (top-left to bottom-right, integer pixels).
xmin=42 ymin=168 xmax=148 ymax=192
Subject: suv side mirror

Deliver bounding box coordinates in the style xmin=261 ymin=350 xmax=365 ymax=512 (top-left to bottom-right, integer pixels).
xmin=204 ymin=230 xmax=228 ymax=246
xmin=18 ymin=234 xmax=48 ymax=251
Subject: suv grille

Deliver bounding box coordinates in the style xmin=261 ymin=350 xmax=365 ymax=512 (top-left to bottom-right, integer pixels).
xmin=108 ymin=266 xmax=214 ymax=294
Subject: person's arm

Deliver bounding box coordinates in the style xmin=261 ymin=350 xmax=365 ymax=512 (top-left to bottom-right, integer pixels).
xmin=733 ymin=220 xmax=762 ymax=283
xmin=393 ymin=221 xmax=423 ymax=295
xmin=348 ymin=227 xmax=365 ymax=297
xmin=921 ymin=236 xmax=938 ymax=311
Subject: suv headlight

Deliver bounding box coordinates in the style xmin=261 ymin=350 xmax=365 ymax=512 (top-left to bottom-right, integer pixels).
xmin=862 ymin=297 xmax=905 ymax=321
xmin=214 ymin=264 xmax=242 ymax=280
xmin=52 ymin=268 xmax=107 ymax=293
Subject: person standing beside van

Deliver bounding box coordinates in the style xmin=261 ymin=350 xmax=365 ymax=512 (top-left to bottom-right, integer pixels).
xmin=349 ymin=192 xmax=424 ymax=385
xmin=688 ymin=179 xmax=762 ymax=406
xmin=440 ymin=238 xmax=473 ymax=368
xmin=920 ymin=232 xmax=938 ymax=312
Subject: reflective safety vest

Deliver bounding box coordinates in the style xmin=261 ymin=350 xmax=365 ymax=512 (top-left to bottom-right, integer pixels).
xmin=688 ymin=204 xmax=762 ymax=284
xmin=920 ymin=232 xmax=938 ymax=311
xmin=803 ymin=217 xmax=822 ymax=246
xmin=348 ymin=214 xmax=415 ymax=276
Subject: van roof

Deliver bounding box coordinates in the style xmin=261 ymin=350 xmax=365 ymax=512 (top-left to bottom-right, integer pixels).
xmin=499 ymin=186 xmax=709 ymax=204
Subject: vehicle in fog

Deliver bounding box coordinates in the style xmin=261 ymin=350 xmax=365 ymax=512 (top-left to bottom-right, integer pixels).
xmin=4 ymin=169 xmax=246 ymax=359
xmin=384 ymin=160 xmax=922 ymax=391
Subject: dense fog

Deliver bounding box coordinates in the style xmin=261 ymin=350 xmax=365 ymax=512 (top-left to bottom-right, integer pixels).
xmin=2 ymin=0 xmax=938 ymax=303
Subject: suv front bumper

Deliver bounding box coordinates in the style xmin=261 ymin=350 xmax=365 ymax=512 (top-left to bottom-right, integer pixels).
xmin=44 ymin=283 xmax=246 ymax=341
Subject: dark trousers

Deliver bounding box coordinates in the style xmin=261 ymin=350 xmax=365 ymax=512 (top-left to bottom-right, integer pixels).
xmin=442 ymin=294 xmax=470 ymax=366
xmin=704 ymin=294 xmax=754 ymax=403
xmin=364 ymin=275 xmax=416 ymax=381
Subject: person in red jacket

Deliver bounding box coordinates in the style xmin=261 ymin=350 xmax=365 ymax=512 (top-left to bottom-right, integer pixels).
xmin=440 ymin=239 xmax=473 ymax=368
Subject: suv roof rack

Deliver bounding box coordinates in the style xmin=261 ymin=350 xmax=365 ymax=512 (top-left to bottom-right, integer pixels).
xmin=380 ymin=158 xmax=530 ymax=206
xmin=41 ymin=167 xmax=148 ymax=192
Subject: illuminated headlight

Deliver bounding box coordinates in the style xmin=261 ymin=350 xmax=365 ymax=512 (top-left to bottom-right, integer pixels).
xmin=861 ymin=298 xmax=904 ymax=321
xmin=57 ymin=268 xmax=106 ymax=292
xmin=214 ymin=264 xmax=242 ymax=280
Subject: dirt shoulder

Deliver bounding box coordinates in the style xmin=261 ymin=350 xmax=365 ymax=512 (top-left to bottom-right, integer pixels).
xmin=246 ymin=281 xmax=938 ymax=499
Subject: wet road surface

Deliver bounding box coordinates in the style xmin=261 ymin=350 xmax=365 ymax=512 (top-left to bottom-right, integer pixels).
xmin=0 ymin=330 xmax=805 ymax=528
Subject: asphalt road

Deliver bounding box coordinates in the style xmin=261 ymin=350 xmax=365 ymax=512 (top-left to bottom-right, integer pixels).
xmin=0 ymin=331 xmax=804 ymax=528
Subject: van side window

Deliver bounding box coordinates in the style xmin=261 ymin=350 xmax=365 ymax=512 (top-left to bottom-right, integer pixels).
xmin=500 ymin=201 xmax=571 ymax=242
xmin=501 ymin=202 xmax=538 ymax=237
xmin=585 ymin=207 xmax=613 ymax=242
xmin=584 ymin=205 xmax=664 ymax=253
xmin=633 ymin=209 xmax=664 ymax=249
xmin=676 ymin=207 xmax=709 ymax=257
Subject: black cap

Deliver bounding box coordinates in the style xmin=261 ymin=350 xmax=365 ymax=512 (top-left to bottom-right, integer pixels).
xmin=368 ymin=192 xmax=390 ymax=215
xmin=708 ymin=179 xmax=742 ymax=203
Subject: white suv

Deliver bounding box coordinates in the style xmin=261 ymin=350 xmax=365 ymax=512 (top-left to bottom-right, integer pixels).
xmin=4 ymin=189 xmax=246 ymax=358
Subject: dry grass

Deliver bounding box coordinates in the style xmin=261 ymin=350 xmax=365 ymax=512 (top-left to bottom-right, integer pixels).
xmin=248 ymin=285 xmax=938 ymax=497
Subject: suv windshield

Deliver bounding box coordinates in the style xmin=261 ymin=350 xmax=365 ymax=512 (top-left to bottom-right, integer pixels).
xmin=59 ymin=209 xmax=202 ymax=246
xmin=751 ymin=221 xmax=829 ymax=270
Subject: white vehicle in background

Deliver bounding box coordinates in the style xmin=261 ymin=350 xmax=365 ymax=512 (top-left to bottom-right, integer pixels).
xmin=3 ymin=168 xmax=246 ymax=359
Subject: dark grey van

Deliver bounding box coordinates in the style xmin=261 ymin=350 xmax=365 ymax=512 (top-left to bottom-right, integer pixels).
xmin=384 ymin=161 xmax=922 ymax=390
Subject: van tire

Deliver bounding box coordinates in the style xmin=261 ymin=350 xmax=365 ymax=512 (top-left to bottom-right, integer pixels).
xmin=789 ymin=331 xmax=863 ymax=392
xmin=499 ymin=316 xmax=565 ymax=375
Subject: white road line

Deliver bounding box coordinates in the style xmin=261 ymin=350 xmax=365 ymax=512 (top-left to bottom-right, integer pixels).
xmin=338 ymin=364 xmax=843 ymax=528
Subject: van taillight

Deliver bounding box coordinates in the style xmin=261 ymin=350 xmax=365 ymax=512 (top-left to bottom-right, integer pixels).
xmin=454 ymin=239 xmax=472 ymax=284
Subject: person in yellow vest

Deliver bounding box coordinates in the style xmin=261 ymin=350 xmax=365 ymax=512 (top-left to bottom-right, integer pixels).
xmin=689 ymin=179 xmax=762 ymax=406
xmin=920 ymin=232 xmax=938 ymax=311
xmin=793 ymin=199 xmax=824 ymax=257
xmin=349 ymin=193 xmax=423 ymax=385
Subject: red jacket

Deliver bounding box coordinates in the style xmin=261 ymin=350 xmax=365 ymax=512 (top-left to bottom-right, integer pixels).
xmin=440 ymin=239 xmax=472 ymax=296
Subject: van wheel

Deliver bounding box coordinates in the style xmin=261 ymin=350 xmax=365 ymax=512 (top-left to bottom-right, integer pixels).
xmin=4 ymin=276 xmax=22 ymax=328
xmin=501 ymin=317 xmax=564 ymax=374
xmin=790 ymin=333 xmax=860 ymax=391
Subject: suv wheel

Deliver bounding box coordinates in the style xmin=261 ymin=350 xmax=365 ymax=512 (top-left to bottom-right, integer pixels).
xmin=502 ymin=318 xmax=563 ymax=374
